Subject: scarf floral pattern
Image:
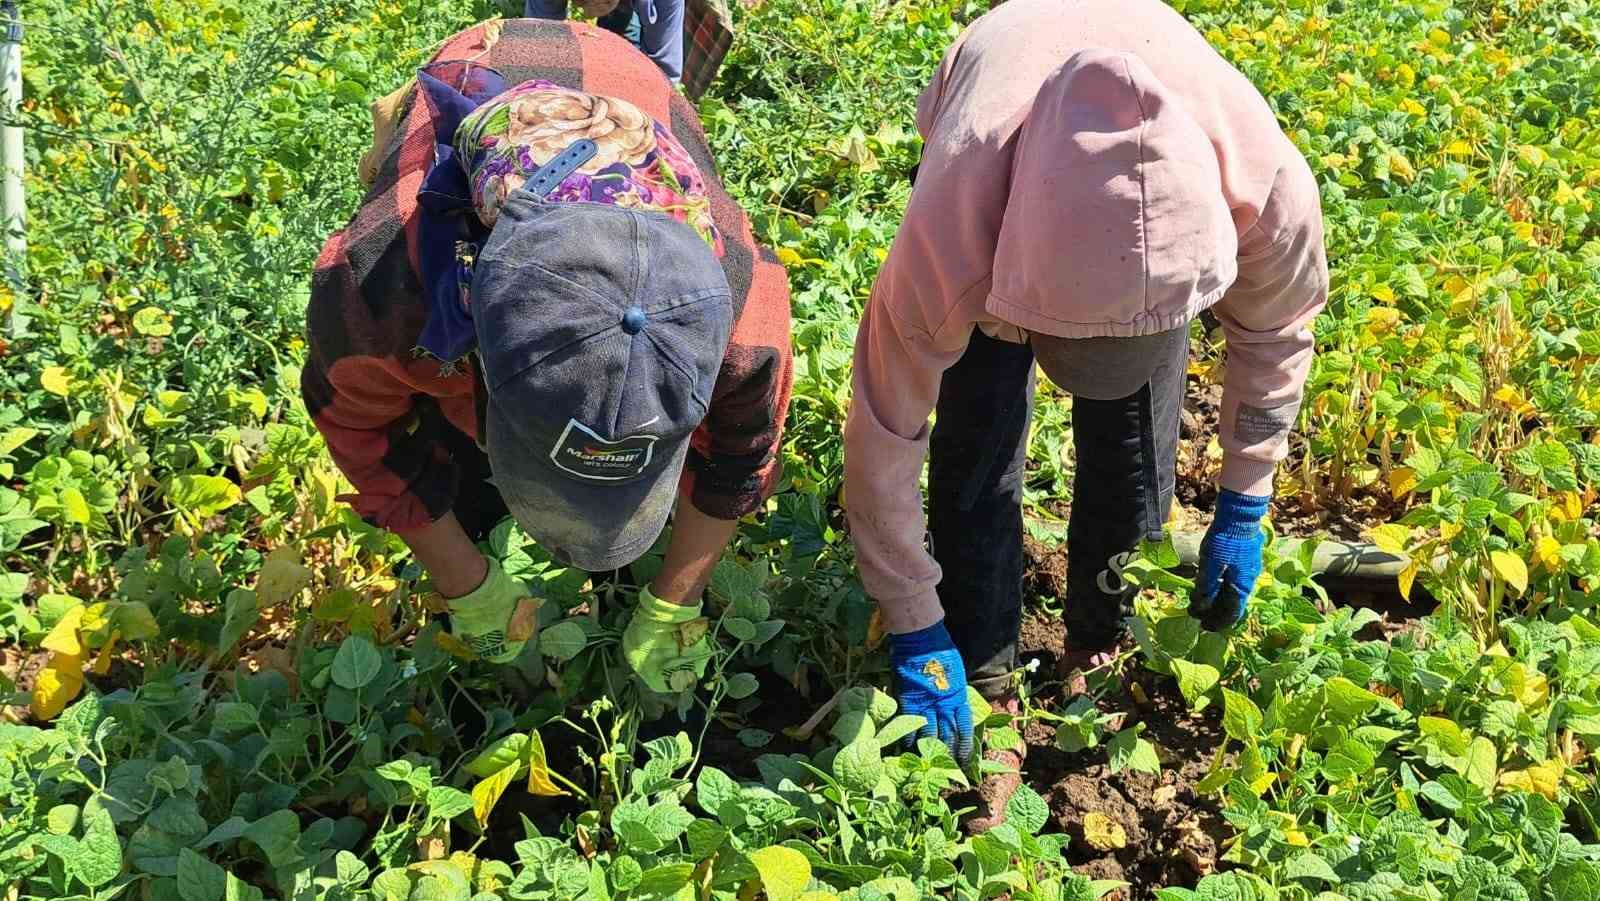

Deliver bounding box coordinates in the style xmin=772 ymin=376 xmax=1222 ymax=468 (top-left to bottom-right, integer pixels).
xmin=454 ymin=80 xmax=723 ymax=255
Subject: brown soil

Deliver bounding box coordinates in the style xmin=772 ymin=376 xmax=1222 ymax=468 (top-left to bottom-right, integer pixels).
xmin=0 ymin=646 xmax=46 ymax=721
xmin=1016 ymin=410 xmax=1430 ymax=898
xmin=1022 ymin=534 xmax=1071 ymax=609
xmin=1016 ymin=614 xmax=1231 ymax=898
xmin=0 ymin=645 xmax=45 ymax=693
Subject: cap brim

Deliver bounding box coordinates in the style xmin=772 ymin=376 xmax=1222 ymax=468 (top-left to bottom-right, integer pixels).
xmin=488 ymin=417 xmax=686 ymax=573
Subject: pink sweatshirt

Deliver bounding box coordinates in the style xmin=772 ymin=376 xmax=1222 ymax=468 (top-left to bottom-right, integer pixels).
xmin=844 ymin=0 xmax=1329 ymax=634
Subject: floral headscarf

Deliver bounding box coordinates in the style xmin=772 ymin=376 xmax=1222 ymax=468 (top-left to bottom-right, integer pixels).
xmin=453 ymin=80 xmax=723 ymax=255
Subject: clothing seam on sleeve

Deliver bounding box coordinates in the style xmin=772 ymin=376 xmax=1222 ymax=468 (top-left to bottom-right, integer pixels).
xmin=921 ymin=273 xmax=993 ymax=341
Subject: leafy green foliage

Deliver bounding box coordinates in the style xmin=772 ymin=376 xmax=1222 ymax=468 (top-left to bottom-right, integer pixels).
xmin=6 ymin=0 xmax=1600 ymax=897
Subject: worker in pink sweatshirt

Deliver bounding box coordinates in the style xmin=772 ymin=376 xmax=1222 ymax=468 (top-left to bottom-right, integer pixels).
xmin=843 ymin=0 xmax=1328 ymax=828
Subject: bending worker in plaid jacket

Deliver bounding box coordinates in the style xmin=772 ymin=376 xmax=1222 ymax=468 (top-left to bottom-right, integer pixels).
xmin=844 ymin=0 xmax=1328 ymax=829
xmin=304 ymin=19 xmax=791 ymax=693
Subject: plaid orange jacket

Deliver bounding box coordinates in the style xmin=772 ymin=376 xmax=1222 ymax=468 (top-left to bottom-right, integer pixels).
xmin=302 ymin=19 xmax=792 ymax=535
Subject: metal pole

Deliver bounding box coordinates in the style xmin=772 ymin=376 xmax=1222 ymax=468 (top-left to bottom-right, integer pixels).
xmin=0 ymin=0 xmax=23 ymax=337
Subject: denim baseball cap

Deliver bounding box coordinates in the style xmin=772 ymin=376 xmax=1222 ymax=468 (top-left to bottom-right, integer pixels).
xmin=471 ymin=195 xmax=732 ymax=571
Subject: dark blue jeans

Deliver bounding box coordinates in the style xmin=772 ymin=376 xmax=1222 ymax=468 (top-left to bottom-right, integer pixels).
xmin=930 ymin=330 xmax=1184 ymax=697
xmin=523 ymin=0 xmax=684 ymax=82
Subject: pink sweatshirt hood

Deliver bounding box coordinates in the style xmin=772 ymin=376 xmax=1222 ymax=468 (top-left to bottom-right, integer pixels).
xmin=989 ymin=48 xmax=1238 ymax=338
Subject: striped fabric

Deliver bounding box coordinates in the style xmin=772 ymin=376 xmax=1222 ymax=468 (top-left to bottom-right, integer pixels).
xmin=302 ymin=18 xmax=792 ymax=535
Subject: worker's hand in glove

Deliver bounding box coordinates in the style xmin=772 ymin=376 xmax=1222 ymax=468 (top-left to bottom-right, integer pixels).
xmin=889 ymin=620 xmax=973 ymax=762
xmin=578 ymin=0 xmax=623 ymax=17
xmin=446 ymin=557 xmax=542 ymax=663
xmin=1191 ymin=489 xmax=1271 ymax=631
xmin=622 ymin=586 xmax=713 ymax=693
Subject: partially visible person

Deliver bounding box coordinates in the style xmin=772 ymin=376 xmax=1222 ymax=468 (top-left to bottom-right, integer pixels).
xmin=844 ymin=0 xmax=1327 ymax=830
xmin=525 ymin=0 xmax=686 ymax=84
xmin=307 ymin=19 xmax=791 ymax=693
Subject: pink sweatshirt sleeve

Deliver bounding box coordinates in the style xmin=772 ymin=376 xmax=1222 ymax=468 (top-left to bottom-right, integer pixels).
xmin=914 ymin=25 xmax=969 ymax=140
xmin=1213 ymin=146 xmax=1329 ymax=497
xmin=842 ymin=295 xmax=966 ymax=634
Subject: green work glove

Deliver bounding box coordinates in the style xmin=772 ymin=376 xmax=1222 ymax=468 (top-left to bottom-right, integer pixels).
xmin=621 ymin=586 xmax=712 ymax=693
xmin=447 ymin=558 xmax=541 ymax=664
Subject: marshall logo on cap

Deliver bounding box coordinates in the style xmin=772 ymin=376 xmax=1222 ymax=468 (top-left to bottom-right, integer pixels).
xmin=551 ymin=419 xmax=659 ymax=482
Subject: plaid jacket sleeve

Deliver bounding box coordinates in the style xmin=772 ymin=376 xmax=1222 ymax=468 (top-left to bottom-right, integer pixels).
xmin=300 ymin=224 xmax=481 ymax=536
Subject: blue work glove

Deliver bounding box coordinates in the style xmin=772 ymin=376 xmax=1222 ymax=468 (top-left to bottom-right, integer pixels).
xmin=889 ymin=621 xmax=973 ymax=762
xmin=1191 ymin=489 xmax=1271 ymax=631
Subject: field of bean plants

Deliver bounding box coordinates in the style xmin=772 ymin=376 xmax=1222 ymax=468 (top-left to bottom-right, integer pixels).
xmin=3 ymin=0 xmax=1600 ymax=898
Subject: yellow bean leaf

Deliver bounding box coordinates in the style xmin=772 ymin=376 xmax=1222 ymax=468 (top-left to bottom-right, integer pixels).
xmin=1449 ymin=281 xmax=1481 ymax=316
xmin=524 ymin=731 xmax=567 ymax=797
xmin=131 ymin=307 xmax=174 ymax=337
xmin=1372 ymin=283 xmax=1397 ymax=303
xmin=1366 ymin=307 xmax=1401 ymax=335
xmin=30 ymin=654 xmax=86 ymax=721
xmin=0 ymin=426 xmax=38 ymax=456
xmin=1082 ymin=812 xmax=1128 ymax=850
xmin=1561 ymin=492 xmax=1583 ymax=521
xmin=1366 ymin=523 xmax=1410 ymax=555
xmin=1490 ymin=550 xmax=1528 ymax=595
xmin=866 ymin=608 xmax=886 ymax=651
xmin=1250 ymin=771 xmax=1278 ymax=796
xmin=434 ymin=630 xmax=477 ymax=661
xmin=79 ymin=603 xmax=112 ymax=636
xmin=41 ymin=366 xmax=74 ymax=397
xmin=749 ymin=846 xmax=812 ymax=901
xmin=92 ymin=633 xmax=121 ymax=676
xmin=1516 ymin=667 xmax=1549 ymax=710
xmin=255 ymin=548 xmax=314 ymax=607
xmin=1398 ymin=559 xmax=1421 ymax=602
xmin=41 ymin=605 xmax=87 ymax=657
xmin=1395 ymin=787 xmax=1415 ymax=812
xmin=1388 ymin=466 xmax=1418 ymax=500
xmin=1387 ymin=149 xmax=1416 ymax=182
xmin=1498 ymin=758 xmax=1563 ymax=800
xmin=471 ymin=764 xmax=518 ymax=828
xmin=1493 ymin=385 xmax=1534 ymax=417
xmin=1535 ymin=536 xmax=1563 ymax=571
